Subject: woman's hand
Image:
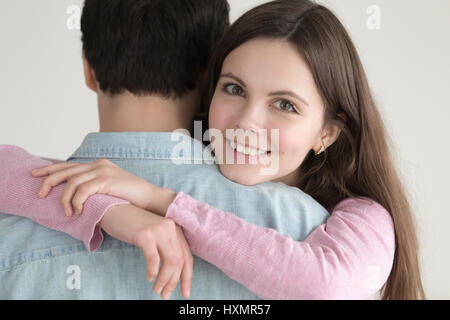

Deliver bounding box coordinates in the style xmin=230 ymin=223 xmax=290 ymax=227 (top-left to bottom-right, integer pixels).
xmin=31 ymin=159 xmax=175 ymax=217
xmin=100 ymin=203 xmax=193 ymax=300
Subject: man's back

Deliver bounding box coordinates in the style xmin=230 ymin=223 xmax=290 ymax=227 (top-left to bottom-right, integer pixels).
xmin=0 ymin=132 xmax=328 ymax=299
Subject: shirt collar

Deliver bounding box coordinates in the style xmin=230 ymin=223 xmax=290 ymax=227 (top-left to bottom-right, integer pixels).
xmin=67 ymin=131 xmax=214 ymax=162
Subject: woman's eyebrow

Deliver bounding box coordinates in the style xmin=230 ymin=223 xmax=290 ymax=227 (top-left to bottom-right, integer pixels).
xmin=220 ymin=73 xmax=247 ymax=88
xmin=269 ymin=91 xmax=310 ymax=107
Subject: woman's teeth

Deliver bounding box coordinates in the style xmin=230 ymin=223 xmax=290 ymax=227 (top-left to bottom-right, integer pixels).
xmin=228 ymin=139 xmax=269 ymax=156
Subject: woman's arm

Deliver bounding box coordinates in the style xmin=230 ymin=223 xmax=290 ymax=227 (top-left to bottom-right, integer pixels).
xmin=0 ymin=145 xmax=193 ymax=299
xmin=0 ymin=145 xmax=130 ymax=251
xmin=29 ymin=157 xmax=395 ymax=299
xmin=165 ymin=192 xmax=396 ymax=300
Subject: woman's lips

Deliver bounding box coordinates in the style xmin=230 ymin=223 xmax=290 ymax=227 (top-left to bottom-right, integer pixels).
xmin=224 ymin=138 xmax=271 ymax=164
xmin=228 ymin=139 xmax=270 ymax=154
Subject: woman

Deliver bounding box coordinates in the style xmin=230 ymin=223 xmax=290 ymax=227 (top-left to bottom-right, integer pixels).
xmin=2 ymin=0 xmax=424 ymax=299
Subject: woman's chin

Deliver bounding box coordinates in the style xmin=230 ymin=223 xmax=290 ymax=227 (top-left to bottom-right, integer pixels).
xmin=218 ymin=164 xmax=265 ymax=186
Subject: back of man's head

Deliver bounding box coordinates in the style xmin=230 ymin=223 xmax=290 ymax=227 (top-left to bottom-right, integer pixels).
xmin=81 ymin=0 xmax=230 ymax=99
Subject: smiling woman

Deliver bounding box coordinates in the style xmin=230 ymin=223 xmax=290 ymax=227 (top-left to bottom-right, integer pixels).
xmin=195 ymin=0 xmax=426 ymax=299
xmin=208 ymin=38 xmax=333 ymax=186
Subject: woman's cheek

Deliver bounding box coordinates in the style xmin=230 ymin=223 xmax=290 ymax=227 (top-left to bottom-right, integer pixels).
xmin=277 ymin=129 xmax=310 ymax=160
xmin=271 ymin=123 xmax=294 ymax=153
xmin=208 ymin=100 xmax=223 ymax=130
xmin=210 ymin=99 xmax=235 ymax=131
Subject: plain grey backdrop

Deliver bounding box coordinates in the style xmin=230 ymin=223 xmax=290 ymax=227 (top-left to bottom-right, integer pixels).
xmin=0 ymin=0 xmax=449 ymax=299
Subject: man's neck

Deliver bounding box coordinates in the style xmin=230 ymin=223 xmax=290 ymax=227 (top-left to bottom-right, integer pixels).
xmin=97 ymin=90 xmax=199 ymax=134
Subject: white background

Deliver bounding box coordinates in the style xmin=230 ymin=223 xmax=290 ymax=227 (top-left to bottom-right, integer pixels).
xmin=0 ymin=0 xmax=449 ymax=299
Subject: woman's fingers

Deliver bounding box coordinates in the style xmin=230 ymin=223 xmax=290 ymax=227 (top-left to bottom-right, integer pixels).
xmin=60 ymin=171 xmax=98 ymax=216
xmin=180 ymin=253 xmax=193 ymax=298
xmin=140 ymin=236 xmax=161 ymax=282
xmin=160 ymin=234 xmax=185 ymax=300
xmin=176 ymin=226 xmax=193 ymax=298
xmin=31 ymin=161 xmax=79 ymax=177
xmin=152 ymin=245 xmax=178 ymax=297
xmin=67 ymin=176 xmax=109 ymax=216
xmin=38 ymin=163 xmax=93 ymax=198
xmin=161 ymin=268 xmax=182 ymax=300
xmin=153 ymin=227 xmax=183 ymax=299
xmin=131 ymin=216 xmax=186 ymax=300
xmin=70 ymin=177 xmax=110 ymax=216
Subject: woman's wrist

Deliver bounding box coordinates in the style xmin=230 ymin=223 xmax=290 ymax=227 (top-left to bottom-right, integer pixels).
xmin=145 ymin=185 xmax=177 ymax=217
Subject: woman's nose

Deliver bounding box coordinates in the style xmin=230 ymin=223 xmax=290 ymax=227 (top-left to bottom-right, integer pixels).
xmin=235 ymin=101 xmax=265 ymax=133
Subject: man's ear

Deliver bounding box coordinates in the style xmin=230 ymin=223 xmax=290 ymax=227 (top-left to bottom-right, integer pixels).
xmin=82 ymin=50 xmax=98 ymax=92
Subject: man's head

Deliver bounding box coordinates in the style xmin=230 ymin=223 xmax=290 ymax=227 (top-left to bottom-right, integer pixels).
xmin=81 ymin=0 xmax=230 ymax=99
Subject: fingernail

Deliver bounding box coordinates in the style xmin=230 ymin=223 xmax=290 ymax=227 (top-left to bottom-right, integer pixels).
xmin=155 ymin=286 xmax=162 ymax=294
xmin=75 ymin=208 xmax=80 ymax=215
xmin=65 ymin=209 xmax=71 ymax=217
xmin=37 ymin=190 xmax=44 ymax=198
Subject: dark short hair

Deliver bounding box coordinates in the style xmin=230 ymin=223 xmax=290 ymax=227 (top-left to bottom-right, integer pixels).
xmin=81 ymin=0 xmax=230 ymax=98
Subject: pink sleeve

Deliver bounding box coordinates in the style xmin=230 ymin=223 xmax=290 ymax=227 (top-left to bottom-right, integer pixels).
xmin=166 ymin=192 xmax=396 ymax=300
xmin=0 ymin=145 xmax=130 ymax=252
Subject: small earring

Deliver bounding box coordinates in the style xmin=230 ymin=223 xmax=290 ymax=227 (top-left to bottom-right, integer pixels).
xmin=315 ymin=144 xmax=325 ymax=156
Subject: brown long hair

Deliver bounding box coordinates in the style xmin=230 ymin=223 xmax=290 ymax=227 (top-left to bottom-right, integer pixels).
xmin=197 ymin=0 xmax=425 ymax=299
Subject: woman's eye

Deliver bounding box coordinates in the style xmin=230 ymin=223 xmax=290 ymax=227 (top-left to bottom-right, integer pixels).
xmin=223 ymin=83 xmax=245 ymax=97
xmin=273 ymin=99 xmax=297 ymax=113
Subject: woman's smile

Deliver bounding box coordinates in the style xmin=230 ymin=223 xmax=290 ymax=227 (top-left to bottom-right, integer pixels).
xmin=224 ymin=136 xmax=271 ymax=165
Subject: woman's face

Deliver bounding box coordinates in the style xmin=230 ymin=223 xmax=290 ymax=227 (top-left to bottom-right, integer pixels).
xmin=208 ymin=38 xmax=330 ymax=186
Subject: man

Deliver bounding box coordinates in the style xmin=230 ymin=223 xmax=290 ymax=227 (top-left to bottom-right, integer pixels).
xmin=0 ymin=0 xmax=328 ymax=299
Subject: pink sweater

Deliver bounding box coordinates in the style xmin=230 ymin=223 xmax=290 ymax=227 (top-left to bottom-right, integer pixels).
xmin=0 ymin=145 xmax=396 ymax=299
xmin=0 ymin=145 xmax=129 ymax=251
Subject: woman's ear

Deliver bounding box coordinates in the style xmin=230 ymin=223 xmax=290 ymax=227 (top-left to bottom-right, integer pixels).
xmin=314 ymin=118 xmax=344 ymax=153
xmin=82 ymin=50 xmax=98 ymax=93
xmin=323 ymin=112 xmax=347 ymax=148
xmin=323 ymin=124 xmax=342 ymax=148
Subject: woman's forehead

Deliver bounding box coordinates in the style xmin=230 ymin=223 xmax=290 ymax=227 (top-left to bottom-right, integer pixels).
xmin=221 ymin=38 xmax=321 ymax=106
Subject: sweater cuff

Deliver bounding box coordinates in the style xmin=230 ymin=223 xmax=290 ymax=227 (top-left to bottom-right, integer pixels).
xmin=80 ymin=195 xmax=130 ymax=252
xmin=165 ymin=192 xmax=204 ymax=244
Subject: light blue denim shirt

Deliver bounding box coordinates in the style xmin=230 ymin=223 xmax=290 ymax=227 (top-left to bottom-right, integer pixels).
xmin=0 ymin=132 xmax=329 ymax=299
